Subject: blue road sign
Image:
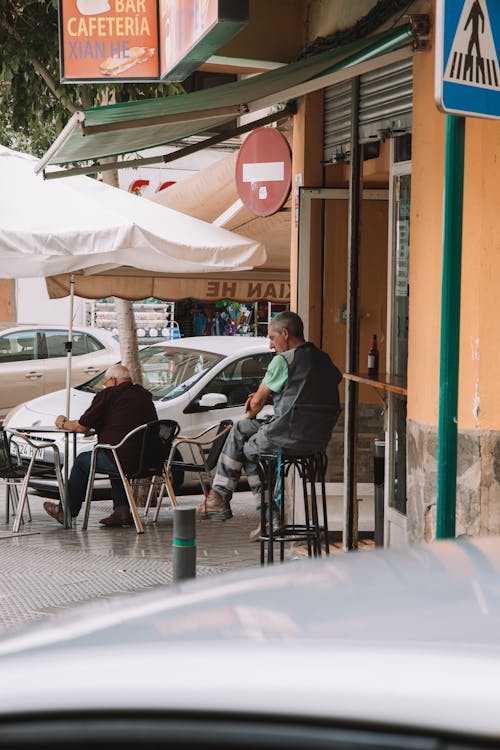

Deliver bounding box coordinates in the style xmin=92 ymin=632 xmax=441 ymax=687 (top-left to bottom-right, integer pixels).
xmin=435 ymin=0 xmax=500 ymax=118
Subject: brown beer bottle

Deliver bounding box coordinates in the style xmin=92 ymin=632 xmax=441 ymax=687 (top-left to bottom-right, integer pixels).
xmin=368 ymin=334 xmax=379 ymax=377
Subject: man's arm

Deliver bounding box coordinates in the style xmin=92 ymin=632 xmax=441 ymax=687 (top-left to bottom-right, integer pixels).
xmin=244 ymin=382 xmax=273 ymax=419
xmin=55 ymin=415 xmax=88 ymax=433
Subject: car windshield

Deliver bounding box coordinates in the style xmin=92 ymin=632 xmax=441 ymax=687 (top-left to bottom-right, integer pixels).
xmin=77 ymin=346 xmax=223 ymax=401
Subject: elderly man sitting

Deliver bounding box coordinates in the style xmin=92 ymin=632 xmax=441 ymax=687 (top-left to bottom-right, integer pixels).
xmin=43 ymin=364 xmax=158 ymax=528
xmin=197 ymin=311 xmax=342 ymax=520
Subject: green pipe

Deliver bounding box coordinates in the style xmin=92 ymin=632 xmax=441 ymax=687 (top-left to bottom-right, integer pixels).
xmin=436 ymin=115 xmax=465 ymax=539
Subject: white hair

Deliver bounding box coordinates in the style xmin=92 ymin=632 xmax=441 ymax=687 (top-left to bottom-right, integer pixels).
xmin=104 ymin=364 xmax=131 ymax=381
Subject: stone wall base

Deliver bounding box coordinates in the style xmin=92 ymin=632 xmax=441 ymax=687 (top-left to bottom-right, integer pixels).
xmin=407 ymin=419 xmax=500 ymax=542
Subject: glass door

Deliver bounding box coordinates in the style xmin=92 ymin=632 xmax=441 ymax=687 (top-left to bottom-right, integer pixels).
xmin=385 ymin=139 xmax=411 ymax=544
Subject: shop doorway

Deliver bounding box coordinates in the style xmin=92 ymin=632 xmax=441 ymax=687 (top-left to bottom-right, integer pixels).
xmin=298 ymin=187 xmax=389 ymax=486
xmin=298 ymin=135 xmax=410 ymax=545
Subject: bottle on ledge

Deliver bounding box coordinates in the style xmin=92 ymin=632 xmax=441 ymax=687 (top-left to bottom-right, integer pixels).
xmin=367 ymin=334 xmax=379 ymax=378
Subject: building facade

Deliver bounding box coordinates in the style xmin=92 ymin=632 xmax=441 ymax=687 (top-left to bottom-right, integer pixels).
xmin=39 ymin=0 xmax=500 ymax=546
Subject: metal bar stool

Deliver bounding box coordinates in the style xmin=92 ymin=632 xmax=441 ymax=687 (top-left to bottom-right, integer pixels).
xmin=256 ymin=450 xmax=330 ymax=565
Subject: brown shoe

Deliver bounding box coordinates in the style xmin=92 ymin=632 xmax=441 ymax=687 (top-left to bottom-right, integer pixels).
xmin=43 ymin=501 xmax=64 ymax=525
xmin=99 ymin=509 xmax=133 ymax=527
xmin=196 ymin=490 xmax=232 ymax=520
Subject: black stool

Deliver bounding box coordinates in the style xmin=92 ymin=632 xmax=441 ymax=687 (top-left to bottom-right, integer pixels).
xmin=256 ymin=450 xmax=329 ymax=565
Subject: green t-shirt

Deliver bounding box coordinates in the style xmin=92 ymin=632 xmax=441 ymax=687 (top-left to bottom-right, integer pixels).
xmin=262 ymin=354 xmax=288 ymax=393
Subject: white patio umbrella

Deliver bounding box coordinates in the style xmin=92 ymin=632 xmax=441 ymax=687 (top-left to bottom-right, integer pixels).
xmin=0 ymin=146 xmax=266 ymax=416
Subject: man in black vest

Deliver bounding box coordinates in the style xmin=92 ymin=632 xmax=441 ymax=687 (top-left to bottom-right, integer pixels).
xmin=197 ymin=311 xmax=342 ymax=520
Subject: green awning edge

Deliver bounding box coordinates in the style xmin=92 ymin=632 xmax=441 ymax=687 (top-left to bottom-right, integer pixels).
xmin=82 ymin=24 xmax=412 ymax=131
xmin=40 ymin=23 xmax=413 ymax=170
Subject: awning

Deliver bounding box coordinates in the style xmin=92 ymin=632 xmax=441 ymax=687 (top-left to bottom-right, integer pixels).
xmin=151 ymin=151 xmax=291 ymax=273
xmin=37 ymin=24 xmax=414 ymax=178
xmin=148 ymin=150 xmax=291 ymax=301
xmin=46 ymin=270 xmax=290 ymax=303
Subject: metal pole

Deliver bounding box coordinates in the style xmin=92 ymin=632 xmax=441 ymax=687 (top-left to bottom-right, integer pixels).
xmin=343 ymin=76 xmax=361 ymax=552
xmin=436 ymin=114 xmax=465 ymax=539
xmin=173 ymin=507 xmax=196 ymax=581
xmin=63 ymin=273 xmax=75 ymax=529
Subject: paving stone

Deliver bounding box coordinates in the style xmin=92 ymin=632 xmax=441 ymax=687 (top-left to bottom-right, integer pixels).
xmin=0 ymin=485 xmax=261 ymax=632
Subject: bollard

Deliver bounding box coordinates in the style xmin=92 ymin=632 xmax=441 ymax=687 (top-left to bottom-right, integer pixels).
xmin=173 ymin=506 xmax=196 ymax=582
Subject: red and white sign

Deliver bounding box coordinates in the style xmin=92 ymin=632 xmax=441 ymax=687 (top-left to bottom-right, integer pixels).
xmin=235 ymin=128 xmax=292 ymax=217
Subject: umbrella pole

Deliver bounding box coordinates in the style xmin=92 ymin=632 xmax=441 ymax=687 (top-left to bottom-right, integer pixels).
xmin=63 ymin=273 xmax=75 ymax=529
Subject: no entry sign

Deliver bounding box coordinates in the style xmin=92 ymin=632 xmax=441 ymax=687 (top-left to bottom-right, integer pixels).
xmin=235 ymin=128 xmax=292 ymax=217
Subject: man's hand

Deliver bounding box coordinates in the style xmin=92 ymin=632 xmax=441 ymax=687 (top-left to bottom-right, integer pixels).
xmin=243 ymin=392 xmax=255 ymax=417
xmin=244 ymin=383 xmax=273 ymax=419
xmin=55 ymin=415 xmax=87 ymax=434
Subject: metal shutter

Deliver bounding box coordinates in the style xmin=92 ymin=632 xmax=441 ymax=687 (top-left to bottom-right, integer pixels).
xmin=323 ymin=58 xmax=413 ymax=163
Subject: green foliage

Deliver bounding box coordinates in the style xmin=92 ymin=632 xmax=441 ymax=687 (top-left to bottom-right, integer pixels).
xmin=0 ymin=0 xmax=183 ymax=156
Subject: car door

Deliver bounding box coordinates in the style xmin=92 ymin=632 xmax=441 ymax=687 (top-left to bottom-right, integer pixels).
xmin=184 ymin=352 xmax=274 ymax=439
xmin=0 ymin=329 xmax=46 ymax=416
xmin=43 ymin=330 xmax=107 ymax=395
xmin=43 ymin=329 xmax=73 ymax=395
xmin=67 ymin=332 xmax=112 ymax=383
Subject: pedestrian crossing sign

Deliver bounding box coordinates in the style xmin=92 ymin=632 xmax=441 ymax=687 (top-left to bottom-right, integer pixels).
xmin=435 ymin=0 xmax=500 ymax=118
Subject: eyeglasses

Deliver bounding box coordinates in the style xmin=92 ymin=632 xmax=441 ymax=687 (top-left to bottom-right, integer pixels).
xmin=103 ymin=376 xmax=116 ymax=386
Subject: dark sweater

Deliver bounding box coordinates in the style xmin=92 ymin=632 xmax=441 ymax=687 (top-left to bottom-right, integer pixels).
xmin=79 ymin=381 xmax=158 ymax=472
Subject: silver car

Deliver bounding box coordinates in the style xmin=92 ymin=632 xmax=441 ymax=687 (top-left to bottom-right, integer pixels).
xmin=0 ymin=324 xmax=120 ymax=418
xmin=0 ymin=536 xmax=498 ymax=747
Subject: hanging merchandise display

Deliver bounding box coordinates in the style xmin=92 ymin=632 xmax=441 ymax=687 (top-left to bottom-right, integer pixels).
xmin=176 ymin=299 xmax=257 ymax=337
xmin=86 ymin=297 xmax=179 ymax=343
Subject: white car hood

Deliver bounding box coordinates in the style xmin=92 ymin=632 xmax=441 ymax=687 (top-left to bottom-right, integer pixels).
xmin=6 ymin=388 xmax=94 ymax=427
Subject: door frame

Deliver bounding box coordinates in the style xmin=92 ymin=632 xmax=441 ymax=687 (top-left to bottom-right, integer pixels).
xmin=384 ymin=145 xmax=411 ymax=545
xmin=298 ymin=188 xmax=388 ymax=335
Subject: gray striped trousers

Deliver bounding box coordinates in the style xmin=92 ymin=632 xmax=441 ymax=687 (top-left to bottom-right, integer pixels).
xmin=212 ymin=418 xmax=274 ymax=503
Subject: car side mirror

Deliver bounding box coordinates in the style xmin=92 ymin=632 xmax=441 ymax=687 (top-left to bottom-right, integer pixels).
xmin=198 ymin=393 xmax=228 ymax=409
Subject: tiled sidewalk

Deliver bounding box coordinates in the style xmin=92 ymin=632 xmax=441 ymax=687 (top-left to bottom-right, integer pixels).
xmin=0 ymin=486 xmax=262 ymax=631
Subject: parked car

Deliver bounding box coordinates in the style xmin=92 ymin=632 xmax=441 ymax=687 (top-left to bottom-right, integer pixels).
xmin=0 ymin=535 xmax=498 ymax=748
xmin=0 ymin=325 xmax=120 ymax=419
xmin=3 ymin=336 xmax=273 ymax=493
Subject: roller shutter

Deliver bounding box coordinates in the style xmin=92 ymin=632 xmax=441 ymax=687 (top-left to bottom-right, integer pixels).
xmin=323 ymin=57 xmax=413 ymax=163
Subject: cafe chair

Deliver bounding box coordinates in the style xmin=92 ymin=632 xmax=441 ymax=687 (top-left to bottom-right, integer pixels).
xmin=151 ymin=419 xmax=233 ymax=522
xmin=1 ymin=427 xmax=65 ymax=533
xmin=81 ymin=419 xmax=180 ymax=534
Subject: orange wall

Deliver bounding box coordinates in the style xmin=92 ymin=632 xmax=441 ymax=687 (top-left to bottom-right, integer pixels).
xmin=460 ymin=118 xmax=500 ymax=430
xmin=407 ymin=39 xmax=445 ymax=427
xmin=409 ymin=10 xmax=500 ymax=431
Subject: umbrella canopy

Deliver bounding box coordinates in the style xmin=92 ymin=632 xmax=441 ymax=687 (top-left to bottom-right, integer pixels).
xmin=0 ymin=146 xmax=266 ymax=280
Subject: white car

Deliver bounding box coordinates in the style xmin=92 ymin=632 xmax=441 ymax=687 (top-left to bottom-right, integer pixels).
xmin=4 ymin=336 xmax=273 ymax=493
xmin=0 ymin=536 xmax=498 ymax=746
xmin=0 ymin=324 xmax=120 ymax=419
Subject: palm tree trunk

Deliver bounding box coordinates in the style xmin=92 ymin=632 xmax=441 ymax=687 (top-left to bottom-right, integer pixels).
xmin=101 ymin=162 xmax=143 ymax=385
xmin=114 ymin=298 xmax=142 ymax=385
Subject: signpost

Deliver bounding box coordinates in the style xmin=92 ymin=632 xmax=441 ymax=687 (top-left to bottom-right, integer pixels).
xmin=434 ymin=0 xmax=499 ymax=539
xmin=235 ymin=128 xmax=292 ymax=217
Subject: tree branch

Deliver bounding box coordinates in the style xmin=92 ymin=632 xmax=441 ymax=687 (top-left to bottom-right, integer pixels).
xmin=0 ymin=16 xmax=80 ymax=114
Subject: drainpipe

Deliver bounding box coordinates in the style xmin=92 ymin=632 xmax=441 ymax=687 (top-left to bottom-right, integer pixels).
xmin=436 ymin=114 xmax=465 ymax=539
xmin=343 ymin=76 xmax=361 ymax=552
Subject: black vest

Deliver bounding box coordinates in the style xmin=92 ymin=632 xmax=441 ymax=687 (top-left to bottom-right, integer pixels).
xmin=261 ymin=342 xmax=342 ymax=454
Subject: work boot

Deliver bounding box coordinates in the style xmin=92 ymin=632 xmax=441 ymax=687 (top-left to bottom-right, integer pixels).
xmin=196 ymin=489 xmax=232 ymax=520
xmin=99 ymin=508 xmax=133 ymax=527
xmin=43 ymin=501 xmax=64 ymax=525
